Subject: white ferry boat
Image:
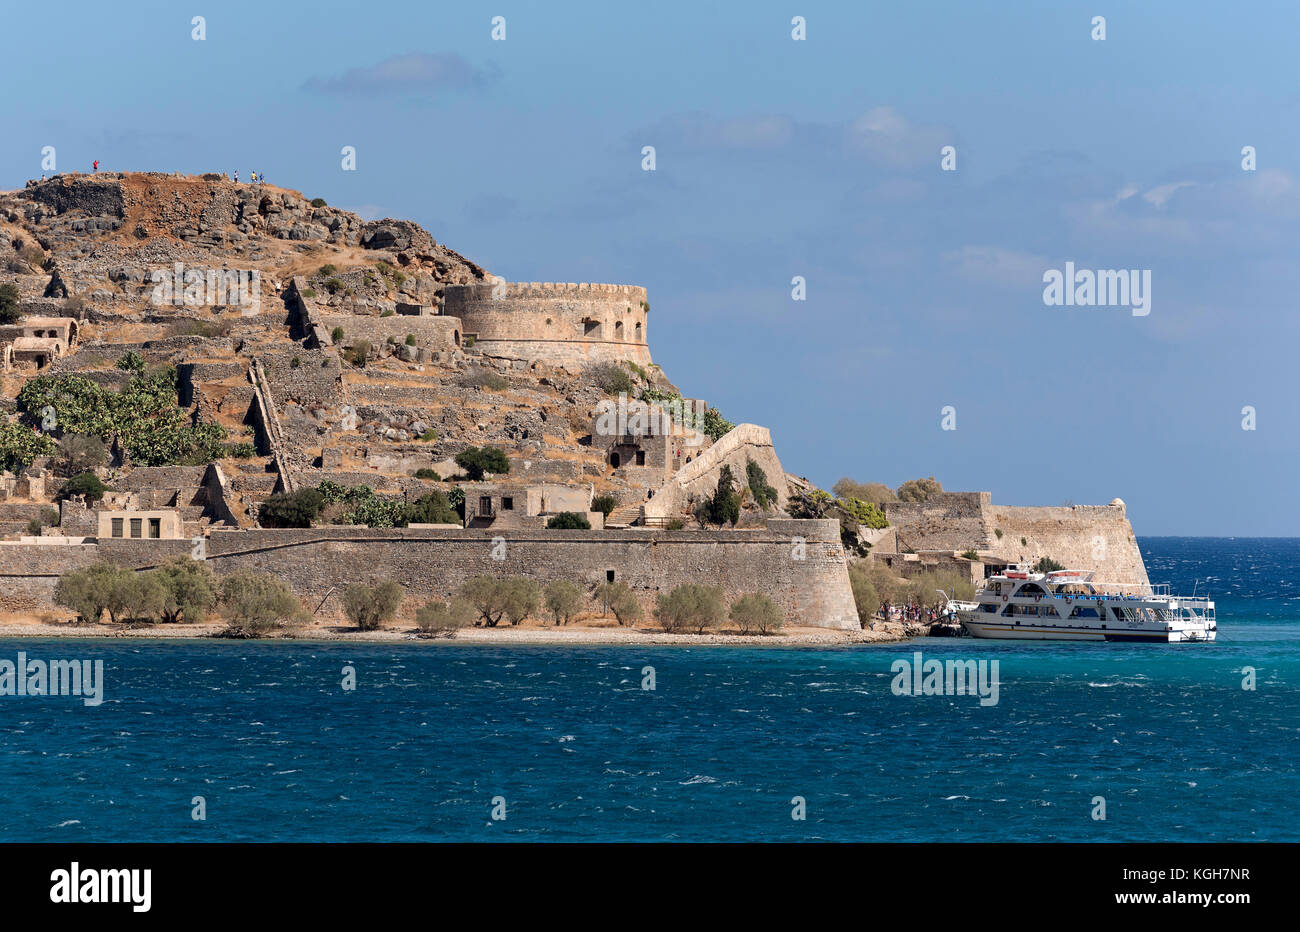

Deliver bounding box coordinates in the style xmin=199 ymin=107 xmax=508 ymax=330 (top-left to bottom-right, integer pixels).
xmin=956 ymin=567 xmax=1215 ymax=643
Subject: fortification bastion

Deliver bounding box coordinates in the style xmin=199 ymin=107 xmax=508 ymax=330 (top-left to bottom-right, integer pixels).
xmin=442 ymin=281 xmax=651 ymax=368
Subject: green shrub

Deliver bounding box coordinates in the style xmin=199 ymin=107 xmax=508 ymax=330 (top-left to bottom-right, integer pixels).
xmin=415 ymin=599 xmax=474 ymax=637
xmin=418 ymin=429 xmax=437 ymax=442
xmin=116 ymin=351 xmax=146 ymax=374
xmin=587 ymin=362 xmax=635 ymax=395
xmin=590 ymin=494 xmax=618 ymax=518
xmin=311 ymin=197 xmax=328 ymax=208
xmin=655 ymin=583 xmax=725 ymax=634
xmin=324 ymin=277 xmax=346 ymax=295
xmin=405 ymin=334 xmax=416 ymax=346
xmin=258 ymin=488 xmax=326 ymax=528
xmin=961 ymin=549 xmax=979 ymax=560
xmin=454 ymin=446 xmax=510 ymax=480
xmin=847 ymin=564 xmax=880 ymax=628
xmin=331 ymin=326 xmax=344 ymax=344
xmin=458 ymin=576 xmax=539 ymax=627
xmin=696 ymin=465 xmax=741 ymax=526
xmin=702 ymin=408 xmax=734 ymax=441
xmin=832 ymin=478 xmax=898 ymax=505
xmin=148 ymin=557 xmax=218 ymax=624
xmin=343 ymin=340 xmax=371 ymax=367
xmin=414 ymin=467 xmax=440 ymax=481
xmin=57 ymin=433 xmax=107 ymax=476
xmin=896 ymin=477 xmax=943 ymax=503
xmin=595 ymin=580 xmax=641 ymax=626
xmin=730 ymin=592 xmax=783 ymax=635
xmin=404 ymin=491 xmax=459 ymax=525
xmin=343 ymin=581 xmax=404 ymax=630
xmin=459 ymin=575 xmax=511 ymax=627
xmin=0 ymin=283 xmax=21 ymax=324
xmin=290 ymin=356 xmax=301 ymax=368
xmin=460 ymin=368 xmax=509 ymax=391
xmin=994 ymin=528 xmax=1004 ymax=539
xmin=219 ymin=569 xmax=301 ymax=638
xmin=57 ymin=472 xmax=109 ymax=503
xmin=0 ymin=420 xmax=57 ymax=473
xmin=625 ymin=361 xmax=649 ymax=381
xmin=25 ymin=517 xmax=42 ymax=536
xmin=1033 ymin=556 xmax=1066 ymax=573
xmin=18 ymin=369 xmax=228 ymax=467
xmin=838 ymin=497 xmax=889 ymax=530
xmin=544 ymin=580 xmax=584 ymax=625
xmin=745 ymin=459 xmax=779 ymax=509
xmin=503 ymin=578 xmax=541 ymax=626
xmin=317 ymin=263 xmax=336 ymax=276
xmin=56 ymin=563 xmax=163 ymax=625
xmin=665 ymin=517 xmax=685 ymax=530
xmin=56 ymin=563 xmax=127 ymax=623
xmin=380 ymin=309 xmax=395 ymax=317
xmin=546 ymin=511 xmax=591 ymax=529
xmin=226 ymin=442 xmax=257 ymax=459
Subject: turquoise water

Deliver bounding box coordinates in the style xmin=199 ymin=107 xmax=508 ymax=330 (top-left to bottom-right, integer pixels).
xmin=0 ymin=537 xmax=1295 ymax=841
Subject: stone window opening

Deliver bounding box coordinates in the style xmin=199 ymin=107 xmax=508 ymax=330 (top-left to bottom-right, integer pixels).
xmin=635 ymin=322 xmax=642 ymax=341
xmin=610 ymin=452 xmax=621 ymax=468
xmin=130 ymin=518 xmax=143 ymax=539
xmin=148 ymin=518 xmax=161 ymax=539
xmin=502 ymin=496 xmax=514 ymax=511
xmin=583 ymin=318 xmax=601 ymax=338
xmin=111 ymin=517 xmax=124 ymax=538
xmin=606 ymin=570 xmax=616 ymax=582
xmin=635 ymin=450 xmax=646 ymax=466
xmin=615 ymin=321 xmax=624 ymax=341
xmin=479 ymin=496 xmax=493 ymax=516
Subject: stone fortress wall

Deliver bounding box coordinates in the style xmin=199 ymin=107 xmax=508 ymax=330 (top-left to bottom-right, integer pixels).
xmin=0 ymin=519 xmax=860 ymax=630
xmin=441 ymin=282 xmax=651 ymax=368
xmin=881 ymin=492 xmax=1150 ymax=589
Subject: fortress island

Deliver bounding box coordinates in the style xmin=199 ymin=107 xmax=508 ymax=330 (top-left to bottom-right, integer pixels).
xmin=0 ymin=172 xmax=1148 ymax=642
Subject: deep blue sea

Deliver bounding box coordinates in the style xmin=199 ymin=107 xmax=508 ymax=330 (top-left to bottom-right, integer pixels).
xmin=0 ymin=537 xmax=1295 ymax=842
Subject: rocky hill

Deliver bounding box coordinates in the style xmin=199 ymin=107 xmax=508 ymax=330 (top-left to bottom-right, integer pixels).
xmin=0 ymin=171 xmax=749 ymax=531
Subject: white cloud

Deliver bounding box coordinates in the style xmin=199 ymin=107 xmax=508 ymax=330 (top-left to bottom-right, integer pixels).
xmin=945 ymin=245 xmax=1047 ymax=286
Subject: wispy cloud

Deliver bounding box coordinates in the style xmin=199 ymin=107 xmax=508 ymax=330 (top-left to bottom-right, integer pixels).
xmin=945 ymin=245 xmax=1047 ymax=287
xmin=303 ymin=52 xmax=499 ymax=98
xmin=634 ymin=106 xmax=950 ymax=169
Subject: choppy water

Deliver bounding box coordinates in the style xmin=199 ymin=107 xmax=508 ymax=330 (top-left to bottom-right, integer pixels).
xmin=0 ymin=537 xmax=1295 ymax=841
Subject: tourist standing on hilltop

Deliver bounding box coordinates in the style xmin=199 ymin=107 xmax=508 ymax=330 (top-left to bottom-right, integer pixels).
xmin=234 ymin=171 xmax=239 ymax=183
xmin=92 ymin=160 xmax=99 ymax=173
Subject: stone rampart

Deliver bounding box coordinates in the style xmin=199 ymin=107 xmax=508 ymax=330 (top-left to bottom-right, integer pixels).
xmin=442 ymin=282 xmax=651 ymax=369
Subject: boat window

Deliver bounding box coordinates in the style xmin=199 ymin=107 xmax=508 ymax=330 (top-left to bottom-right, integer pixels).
xmin=1019 ymin=583 xmax=1046 ymax=595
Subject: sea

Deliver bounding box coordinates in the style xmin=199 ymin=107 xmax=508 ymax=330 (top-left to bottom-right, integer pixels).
xmin=0 ymin=537 xmax=1295 ymax=842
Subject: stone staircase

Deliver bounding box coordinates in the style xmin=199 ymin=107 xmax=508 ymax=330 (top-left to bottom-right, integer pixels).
xmin=605 ymin=503 xmax=643 ymax=527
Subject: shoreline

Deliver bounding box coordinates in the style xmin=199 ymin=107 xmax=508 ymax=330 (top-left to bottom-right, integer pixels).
xmin=0 ymin=616 xmax=922 ymax=647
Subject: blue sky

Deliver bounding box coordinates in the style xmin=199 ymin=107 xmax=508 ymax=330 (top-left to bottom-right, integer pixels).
xmin=4 ymin=0 xmax=1298 ymax=534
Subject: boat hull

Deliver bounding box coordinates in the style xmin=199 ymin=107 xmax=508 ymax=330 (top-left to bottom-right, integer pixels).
xmin=959 ymin=617 xmax=1216 ymax=643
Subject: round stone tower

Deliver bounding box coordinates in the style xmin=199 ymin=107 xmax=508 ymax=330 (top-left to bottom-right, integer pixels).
xmin=441 ymin=281 xmax=651 ymax=368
